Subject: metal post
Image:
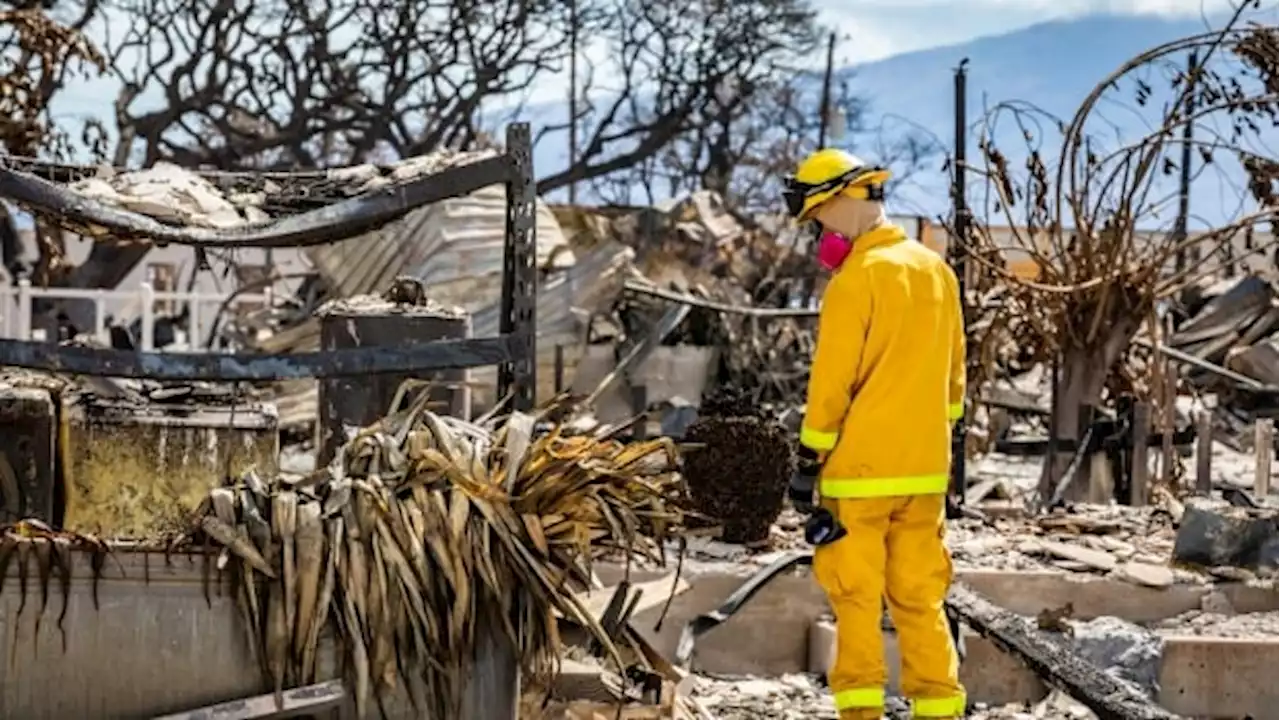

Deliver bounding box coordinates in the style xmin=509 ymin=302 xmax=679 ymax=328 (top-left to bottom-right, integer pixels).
xmin=499 ymin=123 xmax=539 ymax=412
xmin=139 ymin=282 xmax=155 ymax=351
xmin=93 ymin=290 xmax=107 ymax=345
xmin=1129 ymin=401 xmax=1150 ymax=506
xmin=567 ymin=0 xmax=579 ymax=205
xmin=553 ymin=344 xmax=564 ymax=392
xmin=949 ymin=59 xmax=970 ymax=505
xmin=16 ymin=278 xmax=31 ymax=341
xmin=1174 ymin=50 xmax=1197 ymax=272
xmin=816 ymin=32 xmax=837 ymax=149
xmin=462 ymin=314 xmax=474 ymax=420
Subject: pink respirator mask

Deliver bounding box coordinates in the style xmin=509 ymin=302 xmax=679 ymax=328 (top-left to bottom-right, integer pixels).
xmin=815 ymin=230 xmax=853 ymax=270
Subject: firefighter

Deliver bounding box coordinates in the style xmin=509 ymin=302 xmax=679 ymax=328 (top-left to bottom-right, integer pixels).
xmin=782 ymin=149 xmax=967 ymax=719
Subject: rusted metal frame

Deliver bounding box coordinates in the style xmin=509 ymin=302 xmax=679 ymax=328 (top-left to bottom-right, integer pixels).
xmin=0 ymin=124 xmax=542 ymax=383
xmin=0 ymin=154 xmax=516 ymax=249
xmin=0 ymin=335 xmax=518 ymax=380
xmin=497 ymin=123 xmax=538 ymax=412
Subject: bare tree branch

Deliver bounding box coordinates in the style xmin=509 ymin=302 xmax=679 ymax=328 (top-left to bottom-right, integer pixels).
xmin=107 ymin=0 xmax=572 ymax=169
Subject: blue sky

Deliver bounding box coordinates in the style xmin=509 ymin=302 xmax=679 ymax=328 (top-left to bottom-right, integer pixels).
xmin=17 ymin=0 xmax=1249 ymax=226
xmin=816 ymin=0 xmax=1238 ymax=64
xmin=51 ymin=0 xmax=1242 ymax=136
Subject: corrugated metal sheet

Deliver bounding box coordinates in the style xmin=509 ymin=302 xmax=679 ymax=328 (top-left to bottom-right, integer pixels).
xmin=306 ymin=184 xmax=567 ymax=309
xmin=471 ymin=240 xmax=633 ymax=343
xmin=0 ymin=550 xmax=514 ymax=719
xmin=469 ymin=241 xmax=636 ymax=410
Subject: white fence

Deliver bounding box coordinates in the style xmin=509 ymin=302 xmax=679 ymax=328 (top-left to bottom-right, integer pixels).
xmin=0 ymin=279 xmax=271 ymax=351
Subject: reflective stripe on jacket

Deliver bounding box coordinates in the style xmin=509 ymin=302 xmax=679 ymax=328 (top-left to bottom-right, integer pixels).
xmin=799 ymin=224 xmax=966 ymax=499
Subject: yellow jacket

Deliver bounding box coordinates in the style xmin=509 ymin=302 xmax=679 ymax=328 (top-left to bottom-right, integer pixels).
xmin=799 ymin=224 xmax=965 ymax=498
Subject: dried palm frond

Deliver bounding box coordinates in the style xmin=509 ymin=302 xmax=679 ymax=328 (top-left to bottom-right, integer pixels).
xmin=197 ymin=394 xmax=692 ymax=719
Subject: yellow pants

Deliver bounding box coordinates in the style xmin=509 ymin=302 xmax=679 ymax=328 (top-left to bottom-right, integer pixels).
xmin=812 ymin=494 xmax=966 ymax=719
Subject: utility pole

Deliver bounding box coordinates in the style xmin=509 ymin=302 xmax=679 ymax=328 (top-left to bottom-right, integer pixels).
xmin=816 ymin=32 xmax=837 ymax=148
xmin=567 ymin=0 xmax=580 ymax=205
xmin=950 ymin=58 xmax=970 ymax=507
xmin=1174 ymin=50 xmax=1197 ymax=272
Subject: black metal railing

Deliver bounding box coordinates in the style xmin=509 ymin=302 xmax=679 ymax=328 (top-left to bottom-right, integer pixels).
xmin=0 ymin=124 xmax=539 ymax=411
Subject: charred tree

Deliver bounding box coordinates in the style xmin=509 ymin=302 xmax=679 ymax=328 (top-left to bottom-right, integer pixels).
xmin=956 ymin=12 xmax=1279 ymax=504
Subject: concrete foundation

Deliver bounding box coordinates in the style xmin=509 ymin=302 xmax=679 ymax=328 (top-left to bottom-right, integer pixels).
xmin=61 ymin=395 xmax=279 ymax=538
xmin=0 ymin=549 xmax=517 ymax=719
xmin=594 ymin=563 xmax=1278 ymax=718
xmin=808 ymin=621 xmax=1279 ymax=720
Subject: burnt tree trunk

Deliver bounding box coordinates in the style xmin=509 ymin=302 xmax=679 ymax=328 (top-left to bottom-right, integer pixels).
xmin=1038 ymin=305 xmax=1143 ymax=505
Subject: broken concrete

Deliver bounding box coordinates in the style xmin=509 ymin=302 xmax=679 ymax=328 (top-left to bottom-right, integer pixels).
xmin=1068 ymin=616 xmax=1163 ymax=696
xmin=1173 ymin=500 xmax=1279 ymax=571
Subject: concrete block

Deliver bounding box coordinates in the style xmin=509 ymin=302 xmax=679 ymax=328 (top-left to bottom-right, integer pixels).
xmin=959 ymin=570 xmax=1212 ymax=623
xmin=1157 ymin=636 xmax=1279 ymax=720
xmin=629 ymin=571 xmax=827 ymax=676
xmin=808 ymin=620 xmax=1048 ymax=706
xmin=318 ymin=302 xmax=470 ymax=466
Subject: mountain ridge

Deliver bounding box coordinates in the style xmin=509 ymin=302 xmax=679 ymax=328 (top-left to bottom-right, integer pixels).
xmin=527 ymin=10 xmax=1266 ymax=226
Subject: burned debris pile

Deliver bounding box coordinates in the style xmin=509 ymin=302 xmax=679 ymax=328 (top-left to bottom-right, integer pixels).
xmin=567 ymin=192 xmax=822 ymax=412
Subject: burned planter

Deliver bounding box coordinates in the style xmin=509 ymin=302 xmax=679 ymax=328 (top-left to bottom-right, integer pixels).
xmin=61 ymin=394 xmax=278 ymax=538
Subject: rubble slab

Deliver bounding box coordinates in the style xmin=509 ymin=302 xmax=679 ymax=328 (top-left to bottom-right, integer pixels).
xmin=809 ymin=620 xmax=1280 ymax=720
xmin=808 ymin=621 xmax=1043 ymax=707
xmin=954 ymin=569 xmax=1278 ymax=620
xmin=603 ymin=562 xmax=1279 ymax=676
xmin=1158 ymin=635 xmax=1279 ymax=719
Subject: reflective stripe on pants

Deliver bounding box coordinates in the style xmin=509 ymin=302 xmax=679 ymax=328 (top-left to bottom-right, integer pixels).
xmin=820 ymin=474 xmax=950 ymax=498
xmin=832 ymin=686 xmax=885 ymax=711
xmin=911 ymin=693 xmax=967 ymax=717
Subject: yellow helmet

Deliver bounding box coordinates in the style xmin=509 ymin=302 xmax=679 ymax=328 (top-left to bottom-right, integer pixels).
xmin=783 ymin=149 xmax=891 ymax=221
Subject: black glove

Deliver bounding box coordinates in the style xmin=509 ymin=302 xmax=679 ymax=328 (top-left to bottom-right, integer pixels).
xmin=790 ymin=445 xmax=822 ymax=514
xmin=789 ymin=471 xmax=816 ymax=514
